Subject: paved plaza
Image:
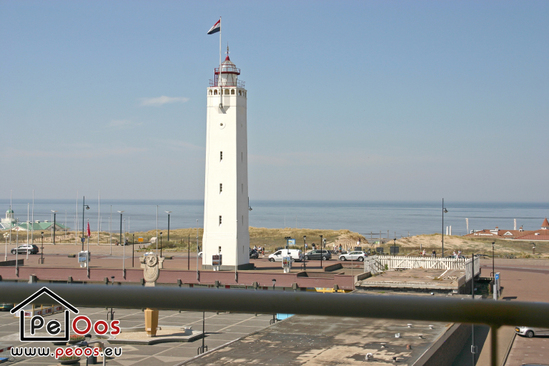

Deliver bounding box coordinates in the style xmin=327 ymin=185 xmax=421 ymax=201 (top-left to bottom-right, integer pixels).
xmin=0 ymin=307 xmax=274 ymax=365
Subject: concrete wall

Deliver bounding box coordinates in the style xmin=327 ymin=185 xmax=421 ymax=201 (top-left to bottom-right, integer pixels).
xmin=414 ymin=323 xmax=471 ymax=366
xmin=0 ymin=266 xmax=356 ymax=291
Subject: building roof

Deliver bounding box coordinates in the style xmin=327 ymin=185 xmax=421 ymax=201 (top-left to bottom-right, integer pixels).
xmin=465 ymin=218 xmax=549 ymax=241
xmin=12 ymin=221 xmax=68 ymax=232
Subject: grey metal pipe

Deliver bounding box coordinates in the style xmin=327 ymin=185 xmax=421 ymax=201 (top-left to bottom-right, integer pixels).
xmin=0 ymin=282 xmax=547 ymax=328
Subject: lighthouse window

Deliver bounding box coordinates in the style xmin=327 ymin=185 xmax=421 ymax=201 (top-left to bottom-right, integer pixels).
xmin=219 ymin=183 xmax=223 ymax=193
xmin=219 ymin=216 xmax=222 ymax=225
xmin=225 ymin=89 xmax=229 ymax=95
xmin=214 ymin=90 xmax=218 ymax=95
xmin=209 ymin=90 xmax=212 ymax=95
xmin=238 ymin=90 xmax=242 ymax=96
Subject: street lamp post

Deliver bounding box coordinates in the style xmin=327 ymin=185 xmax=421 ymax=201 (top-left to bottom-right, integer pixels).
xmin=492 ymin=242 xmax=495 ymax=279
xmin=51 ymin=210 xmax=57 ymax=246
xmin=118 ymin=211 xmax=125 ymax=279
xmin=441 ymin=198 xmax=448 ymax=258
xmin=82 ymin=197 xmax=90 ymax=251
xmin=40 ymin=232 xmax=44 ymax=264
xmin=3 ymin=233 xmax=8 ymax=262
xmin=15 ymin=230 xmax=19 ymax=276
xmin=160 ymin=232 xmax=163 ymax=258
xmin=196 ymin=219 xmax=200 ymax=281
xmin=303 ymin=235 xmax=307 ymax=271
xmin=165 ymin=211 xmax=171 ymax=242
xmin=319 ymin=235 xmax=323 ymax=269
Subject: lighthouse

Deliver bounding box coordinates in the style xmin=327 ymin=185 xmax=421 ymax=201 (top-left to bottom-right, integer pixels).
xmin=202 ymin=51 xmax=250 ymax=270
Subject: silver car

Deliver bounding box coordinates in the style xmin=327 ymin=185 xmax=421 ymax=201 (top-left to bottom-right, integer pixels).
xmin=339 ymin=251 xmax=367 ymax=262
xmin=515 ymin=326 xmax=549 ymax=338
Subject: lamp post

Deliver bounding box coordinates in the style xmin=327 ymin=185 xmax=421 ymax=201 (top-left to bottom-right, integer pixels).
xmin=303 ymin=235 xmax=307 ymax=271
xmin=118 ymin=211 xmax=125 ymax=279
xmin=160 ymin=232 xmax=163 ymax=258
xmin=40 ymin=231 xmax=44 ymax=264
xmin=51 ymin=210 xmax=57 ymax=246
xmin=492 ymin=242 xmax=495 ymax=279
xmin=81 ymin=197 xmax=90 ymax=251
xmin=319 ymin=235 xmax=323 ymax=269
xmin=15 ymin=229 xmax=19 ymax=276
xmin=165 ymin=211 xmax=171 ymax=242
xmin=132 ymin=233 xmax=135 ymax=267
xmin=441 ymin=198 xmax=448 ymax=258
xmin=471 ymin=252 xmax=477 ymax=364
xmin=196 ymin=219 xmax=200 ymax=281
xmin=3 ymin=233 xmax=8 ymax=261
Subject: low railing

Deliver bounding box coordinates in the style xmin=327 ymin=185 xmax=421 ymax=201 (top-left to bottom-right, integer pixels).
xmin=209 ymin=78 xmax=246 ymax=88
xmin=364 ymin=255 xmax=480 ymax=280
xmin=0 ymin=282 xmax=547 ymax=366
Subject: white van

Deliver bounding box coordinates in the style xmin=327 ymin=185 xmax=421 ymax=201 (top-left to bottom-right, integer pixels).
xmin=268 ymin=249 xmax=303 ymax=262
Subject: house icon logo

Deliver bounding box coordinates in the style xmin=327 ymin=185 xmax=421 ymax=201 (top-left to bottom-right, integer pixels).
xmin=10 ymin=287 xmax=79 ymax=342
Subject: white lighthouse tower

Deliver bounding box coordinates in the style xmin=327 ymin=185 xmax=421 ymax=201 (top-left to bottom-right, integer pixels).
xmin=202 ymin=51 xmax=250 ymax=270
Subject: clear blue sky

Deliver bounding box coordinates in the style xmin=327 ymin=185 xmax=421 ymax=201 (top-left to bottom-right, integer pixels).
xmin=1 ymin=1 xmax=548 ymax=202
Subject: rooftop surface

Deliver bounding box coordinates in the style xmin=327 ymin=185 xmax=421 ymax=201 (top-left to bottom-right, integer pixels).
xmin=182 ymin=314 xmax=449 ymax=365
xmin=356 ymin=267 xmax=466 ymax=292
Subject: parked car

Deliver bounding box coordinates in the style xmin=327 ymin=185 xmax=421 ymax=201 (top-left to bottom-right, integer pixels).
xmin=304 ymin=249 xmax=331 ymax=261
xmin=268 ymin=249 xmax=303 ymax=262
xmin=249 ymin=248 xmax=259 ymax=259
xmin=0 ymin=303 xmax=14 ymax=311
xmin=11 ymin=244 xmax=39 ymax=255
xmin=515 ymin=326 xmax=549 ymax=338
xmin=339 ymin=251 xmax=367 ymax=262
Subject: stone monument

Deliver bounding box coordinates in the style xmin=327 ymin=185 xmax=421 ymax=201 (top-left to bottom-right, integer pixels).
xmin=140 ymin=253 xmax=165 ymax=336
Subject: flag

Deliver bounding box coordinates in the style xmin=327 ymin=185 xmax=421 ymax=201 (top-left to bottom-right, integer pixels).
xmin=87 ymin=222 xmax=91 ymax=237
xmin=207 ymin=19 xmax=221 ymax=35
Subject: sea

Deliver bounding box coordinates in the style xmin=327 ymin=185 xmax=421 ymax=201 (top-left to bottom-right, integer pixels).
xmin=1 ymin=199 xmax=548 ymax=239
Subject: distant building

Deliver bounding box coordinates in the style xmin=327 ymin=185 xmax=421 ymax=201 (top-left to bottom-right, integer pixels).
xmin=465 ymin=218 xmax=549 ymax=241
xmin=12 ymin=221 xmax=69 ymax=232
xmin=0 ymin=208 xmax=17 ymax=230
xmin=0 ymin=208 xmax=68 ymax=232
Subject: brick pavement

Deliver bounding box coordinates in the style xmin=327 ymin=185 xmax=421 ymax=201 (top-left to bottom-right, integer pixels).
xmin=477 ymin=258 xmax=549 ymax=366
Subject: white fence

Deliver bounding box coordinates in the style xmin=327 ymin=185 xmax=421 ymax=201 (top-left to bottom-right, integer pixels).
xmin=364 ymin=255 xmax=480 ymax=281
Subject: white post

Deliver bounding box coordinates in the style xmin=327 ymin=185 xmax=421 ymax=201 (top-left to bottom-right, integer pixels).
xmin=31 ymin=190 xmax=34 ymax=244
xmin=26 ymin=204 xmax=29 ymax=260
xmin=98 ymin=191 xmax=101 ymax=246
xmin=75 ymin=192 xmax=78 ymax=245
xmin=109 ymin=205 xmax=112 ymax=255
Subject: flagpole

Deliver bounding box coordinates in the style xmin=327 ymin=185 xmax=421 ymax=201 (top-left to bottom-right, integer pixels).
xmin=86 ymin=220 xmax=90 ymax=278
xmin=97 ymin=191 xmax=100 ymax=247
xmin=219 ymin=16 xmax=223 ymax=108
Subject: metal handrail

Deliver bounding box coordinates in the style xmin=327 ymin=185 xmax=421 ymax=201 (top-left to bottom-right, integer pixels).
xmin=1 ymin=282 xmax=547 ymax=365
xmin=0 ymin=283 xmax=546 ymax=327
